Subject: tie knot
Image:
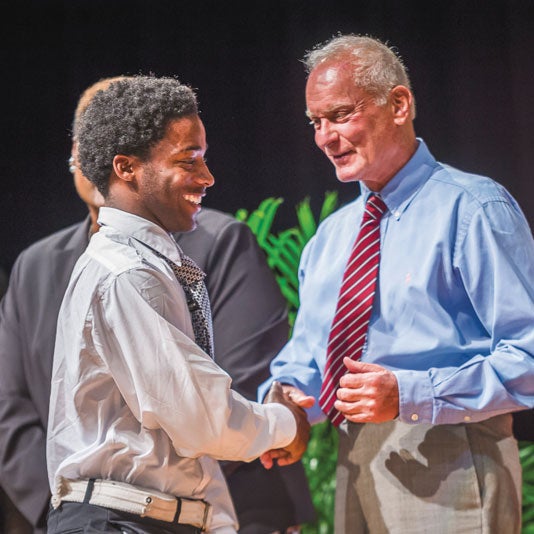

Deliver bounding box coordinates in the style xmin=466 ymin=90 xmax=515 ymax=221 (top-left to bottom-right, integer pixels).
xmin=363 ymin=194 xmax=387 ymax=222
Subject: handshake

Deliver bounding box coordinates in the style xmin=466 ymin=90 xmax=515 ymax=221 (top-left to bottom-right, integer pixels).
xmin=260 ymin=381 xmax=315 ymax=469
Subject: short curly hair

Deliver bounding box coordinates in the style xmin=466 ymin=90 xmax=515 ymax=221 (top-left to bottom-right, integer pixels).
xmin=71 ymin=75 xmax=129 ymax=140
xmin=77 ymin=75 xmax=198 ymax=196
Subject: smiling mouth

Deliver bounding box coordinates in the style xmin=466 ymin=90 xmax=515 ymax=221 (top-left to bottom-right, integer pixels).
xmin=183 ymin=194 xmax=203 ymax=205
xmin=331 ymin=150 xmax=352 ymax=161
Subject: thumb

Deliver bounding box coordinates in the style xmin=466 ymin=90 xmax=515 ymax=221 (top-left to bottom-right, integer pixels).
xmin=343 ymin=357 xmax=383 ymax=373
xmin=283 ymin=385 xmax=316 ymax=409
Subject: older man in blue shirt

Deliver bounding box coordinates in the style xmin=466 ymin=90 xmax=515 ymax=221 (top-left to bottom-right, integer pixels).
xmin=260 ymin=34 xmax=534 ymax=533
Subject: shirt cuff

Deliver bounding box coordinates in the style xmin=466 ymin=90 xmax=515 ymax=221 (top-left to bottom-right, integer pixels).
xmin=394 ymin=368 xmax=434 ymax=424
xmin=262 ymin=402 xmax=297 ymax=449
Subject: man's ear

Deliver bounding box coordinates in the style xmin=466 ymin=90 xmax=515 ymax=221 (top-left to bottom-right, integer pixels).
xmin=390 ymin=85 xmax=413 ymax=125
xmin=112 ymin=154 xmax=137 ymax=182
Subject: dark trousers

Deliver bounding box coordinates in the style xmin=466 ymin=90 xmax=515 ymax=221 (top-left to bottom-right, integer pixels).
xmin=47 ymin=502 xmax=201 ymax=534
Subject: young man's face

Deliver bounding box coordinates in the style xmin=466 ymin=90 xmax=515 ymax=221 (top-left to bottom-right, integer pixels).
xmin=135 ymin=114 xmax=214 ymax=233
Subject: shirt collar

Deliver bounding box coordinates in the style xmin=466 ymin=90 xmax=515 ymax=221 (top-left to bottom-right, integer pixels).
xmin=97 ymin=207 xmax=183 ymax=264
xmin=360 ymin=138 xmax=439 ymax=220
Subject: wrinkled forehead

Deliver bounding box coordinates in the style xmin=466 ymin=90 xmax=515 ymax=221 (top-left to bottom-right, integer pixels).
xmin=308 ymin=56 xmax=357 ymax=82
xmin=305 ymin=60 xmax=367 ymax=113
xmin=306 ymin=60 xmax=355 ymax=95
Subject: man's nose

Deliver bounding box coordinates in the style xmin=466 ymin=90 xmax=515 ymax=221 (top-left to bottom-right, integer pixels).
xmin=196 ymin=160 xmax=215 ymax=188
xmin=315 ymin=119 xmax=339 ymax=149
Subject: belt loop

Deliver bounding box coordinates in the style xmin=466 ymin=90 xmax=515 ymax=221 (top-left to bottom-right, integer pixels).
xmin=201 ymin=501 xmax=211 ymax=532
xmin=173 ymin=497 xmax=182 ymax=523
xmin=83 ymin=478 xmax=96 ymax=504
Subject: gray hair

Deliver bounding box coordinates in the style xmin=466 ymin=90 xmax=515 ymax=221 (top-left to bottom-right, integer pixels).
xmin=303 ymin=34 xmax=415 ymax=111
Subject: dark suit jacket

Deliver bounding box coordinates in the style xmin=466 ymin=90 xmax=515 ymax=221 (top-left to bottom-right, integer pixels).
xmin=0 ymin=209 xmax=315 ymax=533
xmin=0 ymin=219 xmax=90 ymax=531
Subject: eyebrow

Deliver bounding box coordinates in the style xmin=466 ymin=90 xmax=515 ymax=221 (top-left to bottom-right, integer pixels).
xmin=305 ymin=106 xmax=348 ymax=119
xmin=173 ymin=144 xmax=207 ymax=155
xmin=305 ymin=100 xmax=366 ymax=119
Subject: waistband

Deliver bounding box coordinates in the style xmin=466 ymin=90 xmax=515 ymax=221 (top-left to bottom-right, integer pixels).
xmin=52 ymin=478 xmax=212 ymax=531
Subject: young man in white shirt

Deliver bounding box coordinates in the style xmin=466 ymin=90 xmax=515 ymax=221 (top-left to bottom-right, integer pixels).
xmin=46 ymin=75 xmax=313 ymax=534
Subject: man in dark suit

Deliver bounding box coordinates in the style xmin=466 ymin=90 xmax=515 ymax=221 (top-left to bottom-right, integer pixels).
xmin=0 ymin=77 xmax=314 ymax=533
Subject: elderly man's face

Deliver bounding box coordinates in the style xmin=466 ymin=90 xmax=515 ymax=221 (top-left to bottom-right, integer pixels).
xmin=305 ymin=61 xmax=406 ymax=191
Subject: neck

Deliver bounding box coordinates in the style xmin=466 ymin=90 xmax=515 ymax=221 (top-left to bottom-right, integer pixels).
xmin=363 ymin=132 xmax=418 ymax=192
xmin=88 ymin=205 xmax=101 ymax=235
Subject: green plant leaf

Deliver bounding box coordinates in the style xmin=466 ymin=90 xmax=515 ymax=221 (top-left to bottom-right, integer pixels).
xmin=234 ymin=208 xmax=248 ymax=222
xmin=296 ymin=196 xmax=317 ymax=241
xmin=244 ymin=197 xmax=284 ymax=247
xmin=319 ymin=190 xmax=340 ymax=222
xmin=275 ymin=275 xmax=300 ymax=310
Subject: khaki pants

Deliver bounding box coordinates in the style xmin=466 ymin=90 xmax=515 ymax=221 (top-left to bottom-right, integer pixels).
xmin=335 ymin=414 xmax=521 ymax=534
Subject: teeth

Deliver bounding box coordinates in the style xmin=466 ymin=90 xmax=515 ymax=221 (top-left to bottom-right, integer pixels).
xmin=184 ymin=195 xmax=202 ymax=205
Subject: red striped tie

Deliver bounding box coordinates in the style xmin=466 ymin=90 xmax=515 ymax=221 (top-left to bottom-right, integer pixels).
xmin=319 ymin=194 xmax=387 ymax=427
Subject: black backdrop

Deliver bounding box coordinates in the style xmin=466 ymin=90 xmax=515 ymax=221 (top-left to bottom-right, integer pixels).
xmin=2 ymin=0 xmax=534 ymax=275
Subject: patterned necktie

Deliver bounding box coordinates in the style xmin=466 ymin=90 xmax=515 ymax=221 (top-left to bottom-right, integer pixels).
xmin=157 ymin=250 xmax=214 ymax=359
xmin=319 ymin=194 xmax=387 ymax=427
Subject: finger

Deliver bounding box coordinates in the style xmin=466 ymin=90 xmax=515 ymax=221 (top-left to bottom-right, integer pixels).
xmin=334 ymin=398 xmax=362 ymax=414
xmin=336 ymin=386 xmax=364 ymax=402
xmin=343 ymin=357 xmax=383 ymax=373
xmin=276 ymin=455 xmax=298 ymax=467
xmin=334 ymin=400 xmax=373 ymax=423
xmin=260 ymin=452 xmax=274 ymax=469
xmin=281 ymin=385 xmax=315 ymax=409
xmin=287 ymin=389 xmax=315 ymax=409
xmin=267 ymin=448 xmax=290 ymax=460
xmin=343 ymin=412 xmax=370 ymax=424
xmin=335 ymin=398 xmax=398 ymax=423
xmin=338 ymin=372 xmax=366 ymax=389
xmin=260 ymin=448 xmax=288 ymax=469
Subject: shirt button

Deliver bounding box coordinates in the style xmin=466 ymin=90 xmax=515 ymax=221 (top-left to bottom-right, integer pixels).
xmin=410 ymin=413 xmax=419 ymax=421
xmin=464 ymin=415 xmax=471 ymax=422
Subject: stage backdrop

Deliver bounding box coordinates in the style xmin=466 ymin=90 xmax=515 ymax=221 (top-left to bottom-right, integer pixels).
xmin=2 ymin=0 xmax=533 ymax=274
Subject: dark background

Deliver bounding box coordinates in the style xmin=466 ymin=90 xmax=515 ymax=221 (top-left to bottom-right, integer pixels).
xmin=2 ymin=0 xmax=533 ymax=276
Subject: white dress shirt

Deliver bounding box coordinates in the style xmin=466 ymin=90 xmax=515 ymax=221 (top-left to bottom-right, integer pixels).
xmin=47 ymin=207 xmax=296 ymax=533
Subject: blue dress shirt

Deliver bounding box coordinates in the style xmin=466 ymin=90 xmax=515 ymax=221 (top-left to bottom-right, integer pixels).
xmin=259 ymin=139 xmax=534 ymax=425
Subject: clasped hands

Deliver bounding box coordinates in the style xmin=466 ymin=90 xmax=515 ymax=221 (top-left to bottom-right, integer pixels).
xmin=261 ymin=358 xmax=400 ymax=468
xmin=260 ymin=381 xmax=314 ymax=469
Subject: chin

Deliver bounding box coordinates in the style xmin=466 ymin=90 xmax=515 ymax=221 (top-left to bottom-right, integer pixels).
xmin=177 ymin=217 xmax=197 ymax=233
xmin=335 ymin=170 xmax=360 ymax=183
